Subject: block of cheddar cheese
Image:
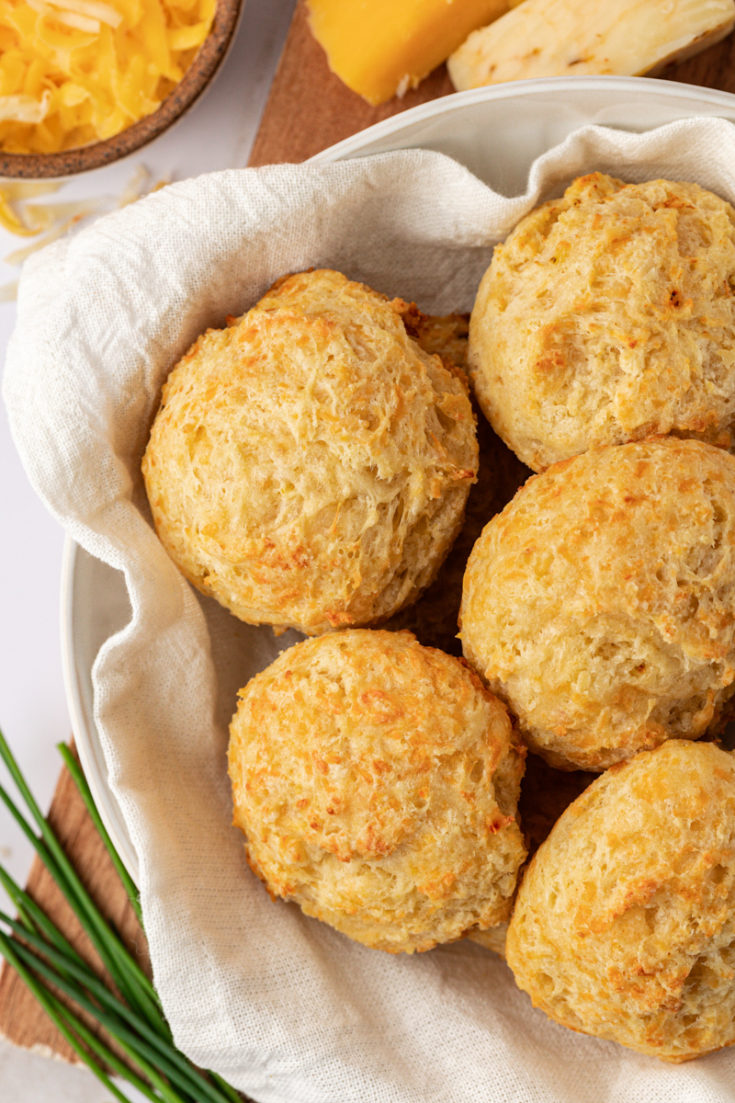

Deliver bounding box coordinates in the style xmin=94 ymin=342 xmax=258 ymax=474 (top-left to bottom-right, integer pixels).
xmin=307 ymin=0 xmax=511 ymax=105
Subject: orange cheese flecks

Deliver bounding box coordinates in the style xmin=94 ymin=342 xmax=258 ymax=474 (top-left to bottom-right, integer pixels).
xmin=306 ymin=0 xmax=511 ymax=106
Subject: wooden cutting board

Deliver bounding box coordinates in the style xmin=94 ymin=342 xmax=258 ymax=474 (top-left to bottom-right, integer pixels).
xmin=3 ymin=0 xmax=735 ymax=1067
xmin=250 ymin=0 xmax=735 ymax=165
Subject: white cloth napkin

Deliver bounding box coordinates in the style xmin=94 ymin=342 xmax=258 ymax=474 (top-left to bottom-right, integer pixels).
xmin=6 ymin=118 xmax=735 ymax=1103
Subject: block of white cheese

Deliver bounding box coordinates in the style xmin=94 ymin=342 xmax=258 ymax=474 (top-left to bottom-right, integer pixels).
xmin=448 ymin=0 xmax=735 ymax=90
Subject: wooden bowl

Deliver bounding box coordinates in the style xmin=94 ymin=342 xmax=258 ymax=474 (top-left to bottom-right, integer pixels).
xmin=0 ymin=0 xmax=242 ymax=179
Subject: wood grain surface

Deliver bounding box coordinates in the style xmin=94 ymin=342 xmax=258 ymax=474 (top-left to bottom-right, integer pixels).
xmin=4 ymin=0 xmax=735 ymax=1070
xmin=248 ymin=0 xmax=453 ymax=167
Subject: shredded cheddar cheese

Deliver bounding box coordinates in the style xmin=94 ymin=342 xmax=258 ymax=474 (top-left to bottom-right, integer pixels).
xmin=0 ymin=0 xmax=216 ymax=153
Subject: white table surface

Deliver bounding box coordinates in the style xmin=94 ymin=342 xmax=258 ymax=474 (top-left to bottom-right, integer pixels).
xmin=0 ymin=0 xmax=295 ymax=1096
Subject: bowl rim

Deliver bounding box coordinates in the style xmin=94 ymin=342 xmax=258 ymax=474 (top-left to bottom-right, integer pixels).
xmin=310 ymin=73 xmax=735 ymax=164
xmin=0 ymin=0 xmax=242 ymax=179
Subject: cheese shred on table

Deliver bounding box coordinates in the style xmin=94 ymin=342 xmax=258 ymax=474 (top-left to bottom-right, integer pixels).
xmin=0 ymin=0 xmax=216 ymax=154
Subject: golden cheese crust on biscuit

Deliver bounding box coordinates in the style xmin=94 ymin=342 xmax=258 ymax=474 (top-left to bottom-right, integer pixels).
xmin=468 ymin=750 xmax=594 ymax=959
xmin=228 ymin=629 xmax=526 ymax=953
xmin=460 ymin=437 xmax=735 ymax=771
xmin=469 ymin=172 xmax=735 ymax=471
xmin=506 ymin=740 xmax=735 ymax=1062
xmin=142 ymin=269 xmax=478 ymax=635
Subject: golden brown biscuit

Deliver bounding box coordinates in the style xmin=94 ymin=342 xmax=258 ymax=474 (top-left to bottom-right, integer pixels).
xmin=142 ymin=269 xmax=478 ymax=635
xmin=467 ymin=922 xmax=509 ymax=956
xmin=468 ymin=751 xmax=593 ymax=957
xmin=398 ymin=305 xmax=471 ymax=373
xmin=460 ymin=437 xmax=735 ymax=771
xmin=228 ymin=629 xmax=527 ymax=953
xmin=506 ymin=740 xmax=735 ymax=1062
xmin=389 ymin=410 xmax=530 ymax=654
xmin=469 ymin=172 xmax=735 ymax=471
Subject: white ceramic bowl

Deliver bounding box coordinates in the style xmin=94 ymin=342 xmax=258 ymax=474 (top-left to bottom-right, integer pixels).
xmin=61 ymin=75 xmax=735 ymax=880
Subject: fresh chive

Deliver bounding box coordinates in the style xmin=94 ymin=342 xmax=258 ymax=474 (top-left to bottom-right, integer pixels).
xmin=0 ymin=729 xmax=245 ymax=1103
xmin=0 ymin=774 xmax=158 ymax=1025
xmin=3 ymin=934 xmax=193 ymax=1103
xmin=0 ymin=930 xmax=138 ymax=1103
xmin=52 ymin=997 xmax=165 ymax=1103
xmin=0 ymin=728 xmax=161 ymax=1029
xmin=57 ymin=742 xmax=142 ymax=927
xmin=0 ymin=911 xmax=237 ymax=1103
xmin=209 ymin=1071 xmax=246 ymax=1103
xmin=0 ymin=862 xmax=90 ymax=969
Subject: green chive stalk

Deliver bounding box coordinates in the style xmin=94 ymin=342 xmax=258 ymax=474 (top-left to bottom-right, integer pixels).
xmin=0 ymin=727 xmax=245 ymax=1103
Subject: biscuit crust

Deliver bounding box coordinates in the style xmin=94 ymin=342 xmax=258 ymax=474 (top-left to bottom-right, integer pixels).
xmin=460 ymin=437 xmax=735 ymax=771
xmin=228 ymin=630 xmax=527 ymax=953
xmin=469 ymin=173 xmax=735 ymax=471
xmin=506 ymin=741 xmax=735 ymax=1062
xmin=142 ymin=269 xmax=478 ymax=635
xmin=468 ymin=750 xmax=593 ymax=958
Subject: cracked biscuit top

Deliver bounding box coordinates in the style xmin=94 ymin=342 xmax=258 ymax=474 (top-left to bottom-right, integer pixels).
xmin=228 ymin=629 xmax=526 ymax=953
xmin=469 ymin=173 xmax=735 ymax=471
xmin=460 ymin=437 xmax=735 ymax=771
xmin=142 ymin=268 xmax=478 ymax=635
xmin=506 ymin=740 xmax=735 ymax=1062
